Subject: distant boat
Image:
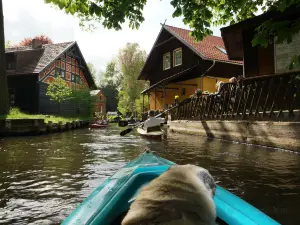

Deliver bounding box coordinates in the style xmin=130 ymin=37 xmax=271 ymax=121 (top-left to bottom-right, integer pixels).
xmin=62 ymin=151 xmax=280 ymax=225
xmin=90 ymin=121 xmax=109 ymax=129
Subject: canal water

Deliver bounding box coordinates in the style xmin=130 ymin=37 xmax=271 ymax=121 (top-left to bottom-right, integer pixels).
xmin=0 ymin=125 xmax=299 ymax=225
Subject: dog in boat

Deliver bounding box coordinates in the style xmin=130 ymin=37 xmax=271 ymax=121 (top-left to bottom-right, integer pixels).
xmin=121 ymin=164 xmax=217 ymax=225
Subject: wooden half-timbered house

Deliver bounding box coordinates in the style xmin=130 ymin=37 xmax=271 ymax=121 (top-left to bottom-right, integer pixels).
xmin=5 ymin=40 xmax=96 ymax=115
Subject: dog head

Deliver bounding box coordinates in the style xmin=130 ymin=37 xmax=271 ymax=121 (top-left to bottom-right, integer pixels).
xmin=170 ymin=164 xmax=216 ymax=197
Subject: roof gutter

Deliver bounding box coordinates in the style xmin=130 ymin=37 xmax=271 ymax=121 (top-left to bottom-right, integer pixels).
xmin=201 ymin=60 xmax=216 ymax=77
xmin=141 ymin=63 xmax=200 ymax=94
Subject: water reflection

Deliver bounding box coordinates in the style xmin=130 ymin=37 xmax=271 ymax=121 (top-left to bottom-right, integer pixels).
xmin=0 ymin=125 xmax=299 ymax=225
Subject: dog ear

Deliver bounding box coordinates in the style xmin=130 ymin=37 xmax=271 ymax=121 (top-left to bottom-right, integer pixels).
xmin=197 ymin=170 xmax=216 ymax=196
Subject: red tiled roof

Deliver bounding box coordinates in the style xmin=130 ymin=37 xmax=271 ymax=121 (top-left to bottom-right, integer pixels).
xmin=164 ymin=25 xmax=243 ymax=65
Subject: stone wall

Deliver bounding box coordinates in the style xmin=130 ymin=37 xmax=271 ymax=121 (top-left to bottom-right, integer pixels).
xmin=0 ymin=119 xmax=90 ymax=136
xmin=168 ymin=120 xmax=300 ymax=152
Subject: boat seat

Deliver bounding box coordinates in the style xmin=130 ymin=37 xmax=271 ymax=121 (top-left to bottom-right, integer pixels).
xmin=146 ymin=125 xmax=161 ymax=132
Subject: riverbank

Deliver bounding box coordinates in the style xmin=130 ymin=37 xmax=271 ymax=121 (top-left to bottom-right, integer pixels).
xmin=168 ymin=120 xmax=300 ymax=152
xmin=0 ymin=108 xmax=91 ymax=136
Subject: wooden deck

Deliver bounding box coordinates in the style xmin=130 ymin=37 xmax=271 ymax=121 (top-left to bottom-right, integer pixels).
xmin=171 ymin=71 xmax=300 ymax=122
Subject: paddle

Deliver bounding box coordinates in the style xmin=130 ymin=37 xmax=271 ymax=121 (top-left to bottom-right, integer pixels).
xmin=120 ymin=98 xmax=191 ymax=136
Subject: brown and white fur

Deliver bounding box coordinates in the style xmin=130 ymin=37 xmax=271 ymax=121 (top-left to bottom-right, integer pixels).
xmin=122 ymin=164 xmax=217 ymax=225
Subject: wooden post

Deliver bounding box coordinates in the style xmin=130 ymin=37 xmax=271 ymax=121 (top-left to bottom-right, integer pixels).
xmin=0 ymin=0 xmax=9 ymax=114
xmin=162 ymin=86 xmax=166 ymax=110
xmin=154 ymin=89 xmax=156 ymax=110
xmin=148 ymin=93 xmax=150 ymax=110
xmin=142 ymin=94 xmax=145 ymax=113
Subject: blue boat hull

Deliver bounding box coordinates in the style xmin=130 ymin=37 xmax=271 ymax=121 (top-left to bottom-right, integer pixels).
xmin=62 ymin=151 xmax=280 ymax=225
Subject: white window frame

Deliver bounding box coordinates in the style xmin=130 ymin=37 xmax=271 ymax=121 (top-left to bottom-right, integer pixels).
xmin=173 ymin=48 xmax=182 ymax=67
xmin=163 ymin=52 xmax=171 ymax=70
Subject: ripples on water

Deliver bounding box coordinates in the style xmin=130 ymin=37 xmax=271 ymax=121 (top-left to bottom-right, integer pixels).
xmin=0 ymin=125 xmax=300 ymax=224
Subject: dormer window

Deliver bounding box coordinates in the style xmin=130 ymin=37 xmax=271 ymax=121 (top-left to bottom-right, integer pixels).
xmin=216 ymin=46 xmax=227 ymax=54
xmin=6 ymin=53 xmax=16 ymax=70
xmin=163 ymin=53 xmax=171 ymax=70
xmin=173 ymin=48 xmax=182 ymax=67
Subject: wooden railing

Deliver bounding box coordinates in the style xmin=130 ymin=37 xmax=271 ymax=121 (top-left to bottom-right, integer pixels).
xmin=171 ymin=71 xmax=300 ymax=121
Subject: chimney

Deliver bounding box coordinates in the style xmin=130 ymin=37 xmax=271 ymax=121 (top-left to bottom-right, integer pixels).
xmin=32 ymin=39 xmax=42 ymax=49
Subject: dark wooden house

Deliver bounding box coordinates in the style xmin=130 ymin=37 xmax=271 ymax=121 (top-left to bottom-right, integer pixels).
xmin=5 ymin=40 xmax=96 ymax=115
xmin=221 ymin=7 xmax=300 ymax=77
xmin=138 ymin=24 xmax=243 ymax=111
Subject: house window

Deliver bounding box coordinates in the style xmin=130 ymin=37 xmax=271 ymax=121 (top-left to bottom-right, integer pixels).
xmin=173 ymin=48 xmax=182 ymax=66
xmin=163 ymin=53 xmax=171 ymax=70
xmin=6 ymin=53 xmax=16 ymax=70
xmin=181 ymin=88 xmax=186 ymax=96
xmin=61 ymin=71 xmax=65 ymax=79
xmin=75 ymin=75 xmax=81 ymax=84
xmin=71 ymin=74 xmax=75 ymax=82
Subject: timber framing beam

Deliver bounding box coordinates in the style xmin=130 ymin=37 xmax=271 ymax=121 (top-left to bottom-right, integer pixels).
xmin=154 ymin=36 xmax=176 ymax=48
xmin=173 ymin=83 xmax=198 ymax=86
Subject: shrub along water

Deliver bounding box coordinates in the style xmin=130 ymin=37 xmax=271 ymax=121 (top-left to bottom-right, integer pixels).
xmin=0 ymin=107 xmax=91 ymax=124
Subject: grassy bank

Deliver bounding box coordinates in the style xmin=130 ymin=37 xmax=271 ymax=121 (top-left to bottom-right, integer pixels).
xmin=0 ymin=108 xmax=91 ymax=124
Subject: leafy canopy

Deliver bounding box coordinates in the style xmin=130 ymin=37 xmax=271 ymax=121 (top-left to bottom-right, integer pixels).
xmin=46 ymin=77 xmax=72 ymax=103
xmin=117 ymin=43 xmax=147 ymax=115
xmin=99 ymin=60 xmax=121 ymax=112
xmin=45 ymin=0 xmax=300 ymax=43
xmin=87 ymin=62 xmax=97 ymax=83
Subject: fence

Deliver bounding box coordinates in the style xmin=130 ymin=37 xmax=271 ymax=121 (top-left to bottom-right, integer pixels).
xmin=171 ymin=71 xmax=300 ymax=121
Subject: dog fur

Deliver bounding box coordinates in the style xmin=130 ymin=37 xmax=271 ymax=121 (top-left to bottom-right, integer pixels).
xmin=121 ymin=164 xmax=217 ymax=225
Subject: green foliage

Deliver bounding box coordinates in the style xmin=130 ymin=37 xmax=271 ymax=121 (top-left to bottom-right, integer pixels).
xmin=87 ymin=62 xmax=97 ymax=83
xmin=117 ymin=89 xmax=130 ymax=115
xmin=72 ymin=88 xmax=91 ymax=105
xmin=45 ymin=0 xmax=300 ymax=73
xmin=0 ymin=107 xmax=91 ymax=124
xmin=100 ymin=83 xmax=119 ymax=112
xmin=5 ymin=40 xmax=11 ymax=48
xmin=45 ymin=0 xmax=300 ymax=43
xmin=100 ymin=60 xmax=122 ymax=88
xmin=135 ymin=94 xmax=149 ymax=114
xmin=98 ymin=60 xmax=121 ymax=112
xmin=46 ymin=77 xmax=72 ymax=103
xmin=117 ymin=43 xmax=147 ymax=114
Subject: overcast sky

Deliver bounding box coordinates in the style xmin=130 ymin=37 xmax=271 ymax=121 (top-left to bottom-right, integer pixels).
xmin=3 ymin=0 xmax=221 ymax=76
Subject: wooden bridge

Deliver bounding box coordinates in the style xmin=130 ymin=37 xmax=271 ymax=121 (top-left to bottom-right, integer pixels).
xmin=171 ymin=71 xmax=300 ymax=122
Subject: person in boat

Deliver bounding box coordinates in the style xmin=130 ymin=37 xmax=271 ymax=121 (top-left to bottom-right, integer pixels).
xmin=100 ymin=115 xmax=108 ymax=125
xmin=142 ymin=110 xmax=164 ymax=132
xmin=128 ymin=116 xmax=136 ymax=124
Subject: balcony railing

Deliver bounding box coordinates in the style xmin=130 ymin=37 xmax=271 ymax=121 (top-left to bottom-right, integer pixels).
xmin=171 ymin=71 xmax=300 ymax=121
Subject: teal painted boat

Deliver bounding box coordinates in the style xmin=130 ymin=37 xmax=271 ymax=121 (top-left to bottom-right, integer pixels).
xmin=62 ymin=151 xmax=280 ymax=225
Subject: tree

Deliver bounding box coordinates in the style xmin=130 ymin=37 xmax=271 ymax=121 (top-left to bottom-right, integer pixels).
xmin=46 ymin=77 xmax=72 ymax=113
xmin=100 ymin=60 xmax=122 ymax=88
xmin=45 ymin=0 xmax=300 ymax=44
xmin=18 ymin=35 xmax=53 ymax=46
xmin=5 ymin=41 xmax=11 ymax=48
xmin=135 ymin=94 xmax=149 ymax=115
xmin=0 ymin=0 xmax=9 ymax=114
xmin=99 ymin=60 xmax=121 ymax=112
xmin=72 ymin=88 xmax=92 ymax=115
xmin=117 ymin=43 xmax=147 ymax=115
xmin=87 ymin=62 xmax=97 ymax=83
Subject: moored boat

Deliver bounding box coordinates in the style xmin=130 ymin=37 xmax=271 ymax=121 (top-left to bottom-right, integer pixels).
xmin=136 ymin=127 xmax=163 ymax=139
xmin=62 ymin=151 xmax=280 ymax=225
xmin=90 ymin=121 xmax=109 ymax=128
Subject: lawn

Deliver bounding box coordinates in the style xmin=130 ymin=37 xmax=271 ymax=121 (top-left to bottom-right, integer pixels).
xmin=0 ymin=108 xmax=92 ymax=124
